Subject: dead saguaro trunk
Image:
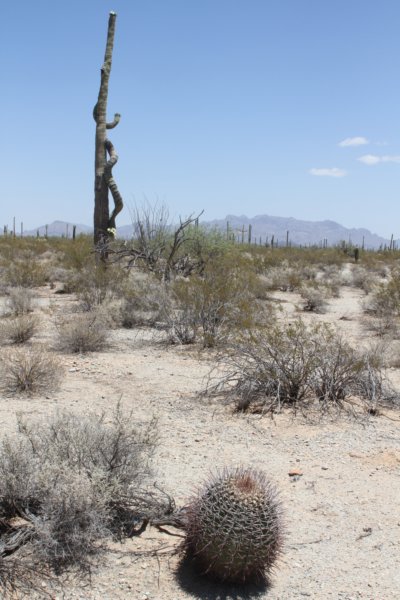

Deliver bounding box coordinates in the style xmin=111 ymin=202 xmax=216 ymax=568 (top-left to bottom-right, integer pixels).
xmin=93 ymin=11 xmax=124 ymax=250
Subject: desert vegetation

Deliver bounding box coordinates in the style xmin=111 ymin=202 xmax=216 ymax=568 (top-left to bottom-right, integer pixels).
xmin=0 ymin=227 xmax=399 ymax=598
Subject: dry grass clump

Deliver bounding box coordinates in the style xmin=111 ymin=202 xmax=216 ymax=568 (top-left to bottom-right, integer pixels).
xmin=56 ymin=311 xmax=109 ymax=353
xmin=207 ymin=320 xmax=397 ymax=417
xmin=0 ymin=314 xmax=39 ymax=344
xmin=0 ymin=348 xmax=62 ymax=396
xmin=0 ymin=406 xmax=164 ymax=578
xmin=5 ymin=287 xmax=35 ymax=316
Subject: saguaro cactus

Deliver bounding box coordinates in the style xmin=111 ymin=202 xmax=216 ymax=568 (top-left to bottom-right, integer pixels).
xmin=93 ymin=11 xmax=123 ymax=248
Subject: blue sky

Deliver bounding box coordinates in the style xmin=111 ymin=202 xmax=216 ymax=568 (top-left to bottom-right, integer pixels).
xmin=2 ymin=1 xmax=400 ymax=237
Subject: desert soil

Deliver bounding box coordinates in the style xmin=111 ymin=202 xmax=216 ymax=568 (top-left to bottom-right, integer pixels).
xmin=0 ymin=284 xmax=399 ymax=600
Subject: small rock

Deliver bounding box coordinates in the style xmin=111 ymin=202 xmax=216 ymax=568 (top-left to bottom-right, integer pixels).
xmin=288 ymin=469 xmax=303 ymax=476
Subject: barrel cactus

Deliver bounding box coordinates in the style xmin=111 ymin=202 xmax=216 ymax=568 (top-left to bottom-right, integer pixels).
xmin=183 ymin=467 xmax=283 ymax=583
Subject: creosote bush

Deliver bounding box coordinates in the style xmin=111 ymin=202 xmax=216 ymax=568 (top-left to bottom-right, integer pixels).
xmin=56 ymin=311 xmax=109 ymax=353
xmin=0 ymin=406 xmax=162 ymax=575
xmin=0 ymin=348 xmax=62 ymax=396
xmin=207 ymin=320 xmax=396 ymax=417
xmin=169 ymin=253 xmax=270 ymax=347
xmin=183 ymin=467 xmax=283 ymax=583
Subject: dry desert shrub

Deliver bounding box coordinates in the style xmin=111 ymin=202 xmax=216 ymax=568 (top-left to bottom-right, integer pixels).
xmin=299 ymin=285 xmax=328 ymax=313
xmin=0 ymin=348 xmax=62 ymax=396
xmin=167 ymin=254 xmax=271 ymax=347
xmin=56 ymin=311 xmax=109 ymax=353
xmin=65 ymin=263 xmax=125 ymax=310
xmin=0 ymin=406 xmax=164 ymax=577
xmin=207 ymin=320 xmax=396 ymax=417
xmin=362 ymin=269 xmax=400 ymax=337
xmin=2 ymin=253 xmax=48 ymax=288
xmin=351 ymin=266 xmax=379 ymax=295
xmin=0 ymin=314 xmax=39 ymax=344
xmin=118 ymin=275 xmax=172 ymax=328
xmin=5 ymin=287 xmax=35 ymax=316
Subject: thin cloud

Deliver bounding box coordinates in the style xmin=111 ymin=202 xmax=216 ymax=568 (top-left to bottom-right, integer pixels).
xmin=338 ymin=136 xmax=369 ymax=147
xmin=358 ymin=154 xmax=400 ymax=165
xmin=309 ymin=167 xmax=347 ymax=178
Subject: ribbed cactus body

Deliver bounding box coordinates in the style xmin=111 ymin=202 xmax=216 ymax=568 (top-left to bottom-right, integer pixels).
xmin=184 ymin=467 xmax=283 ymax=583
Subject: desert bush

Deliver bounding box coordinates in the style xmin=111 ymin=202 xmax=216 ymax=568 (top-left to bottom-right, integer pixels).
xmin=0 ymin=348 xmax=62 ymax=396
xmin=170 ymin=253 xmax=269 ymax=347
xmin=0 ymin=406 xmax=162 ymax=573
xmin=0 ymin=314 xmax=39 ymax=344
xmin=207 ymin=320 xmax=396 ymax=417
xmin=118 ymin=275 xmax=171 ymax=328
xmin=351 ymin=266 xmax=378 ymax=295
xmin=5 ymin=287 xmax=35 ymax=316
xmin=182 ymin=467 xmax=283 ymax=583
xmin=53 ymin=235 xmax=93 ymax=271
xmin=65 ymin=263 xmax=125 ymax=310
xmin=263 ymin=264 xmax=303 ymax=292
xmin=2 ymin=253 xmax=48 ymax=288
xmin=364 ymin=269 xmax=400 ymax=318
xmin=56 ymin=311 xmax=109 ymax=353
xmin=300 ymin=285 xmax=328 ymax=313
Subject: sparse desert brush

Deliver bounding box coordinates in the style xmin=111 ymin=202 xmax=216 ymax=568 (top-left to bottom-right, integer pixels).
xmin=170 ymin=253 xmax=269 ymax=347
xmin=66 ymin=263 xmax=125 ymax=310
xmin=4 ymin=286 xmax=35 ymax=316
xmin=299 ymin=285 xmax=328 ymax=313
xmin=364 ymin=269 xmax=400 ymax=319
xmin=53 ymin=235 xmax=93 ymax=271
xmin=0 ymin=314 xmax=39 ymax=344
xmin=2 ymin=253 xmax=48 ymax=288
xmin=0 ymin=406 xmax=164 ymax=575
xmin=118 ymin=275 xmax=171 ymax=328
xmin=56 ymin=310 xmax=109 ymax=353
xmin=206 ymin=320 xmax=396 ymax=417
xmin=0 ymin=347 xmax=62 ymax=396
xmin=262 ymin=264 xmax=302 ymax=292
xmin=351 ymin=266 xmax=379 ymax=295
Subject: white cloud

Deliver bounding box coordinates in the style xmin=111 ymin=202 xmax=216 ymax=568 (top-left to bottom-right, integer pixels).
xmin=309 ymin=167 xmax=347 ymax=178
xmin=338 ymin=136 xmax=369 ymax=147
xmin=358 ymin=154 xmax=400 ymax=165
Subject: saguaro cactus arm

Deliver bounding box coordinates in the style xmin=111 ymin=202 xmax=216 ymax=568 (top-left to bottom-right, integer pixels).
xmin=104 ymin=139 xmax=123 ymax=230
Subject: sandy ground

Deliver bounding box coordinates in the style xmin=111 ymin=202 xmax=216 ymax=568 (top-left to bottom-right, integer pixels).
xmin=0 ymin=283 xmax=399 ymax=600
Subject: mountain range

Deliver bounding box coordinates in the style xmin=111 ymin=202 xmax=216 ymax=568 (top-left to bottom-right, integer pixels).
xmin=22 ymin=215 xmax=393 ymax=249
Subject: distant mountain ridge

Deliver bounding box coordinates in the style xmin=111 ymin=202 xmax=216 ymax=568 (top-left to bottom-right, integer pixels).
xmin=23 ymin=215 xmax=392 ymax=249
xmin=207 ymin=214 xmax=390 ymax=249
